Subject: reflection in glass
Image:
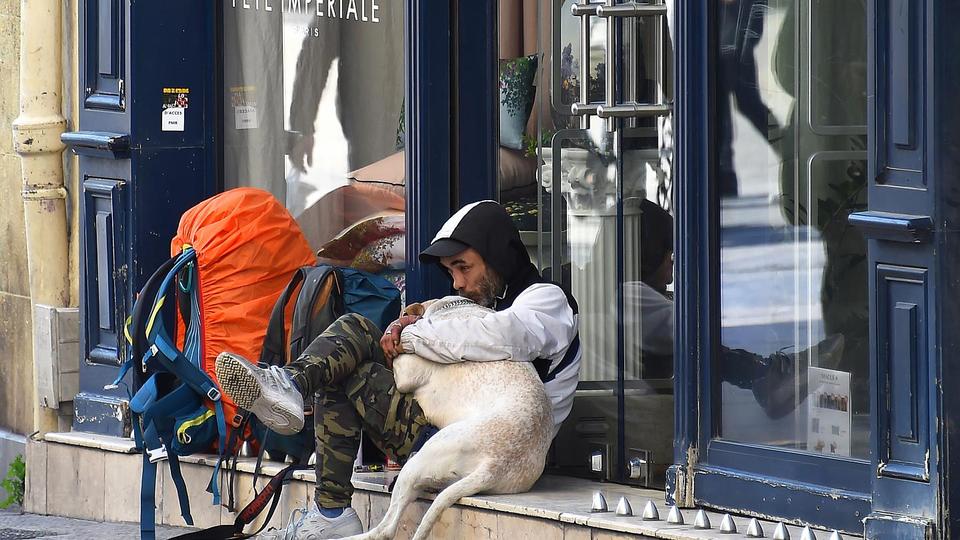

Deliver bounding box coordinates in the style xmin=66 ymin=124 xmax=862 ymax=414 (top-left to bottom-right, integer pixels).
xmin=508 ymin=0 xmax=676 ymax=487
xmin=716 ymin=0 xmax=869 ymax=459
xmin=221 ymin=1 xmax=406 ymax=294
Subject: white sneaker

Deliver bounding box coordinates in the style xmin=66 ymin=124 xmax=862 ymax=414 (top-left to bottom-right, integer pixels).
xmin=257 ymin=506 xmax=363 ymax=539
xmin=215 ymin=351 xmax=305 ymax=435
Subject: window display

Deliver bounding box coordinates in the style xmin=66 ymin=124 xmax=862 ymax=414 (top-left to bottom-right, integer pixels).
xmin=715 ymin=0 xmax=869 ymax=459
xmin=221 ymin=0 xmax=406 ymax=292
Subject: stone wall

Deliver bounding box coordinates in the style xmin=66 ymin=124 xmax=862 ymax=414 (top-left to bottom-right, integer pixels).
xmin=0 ymin=0 xmax=80 ymax=436
xmin=0 ymin=0 xmax=33 ymax=437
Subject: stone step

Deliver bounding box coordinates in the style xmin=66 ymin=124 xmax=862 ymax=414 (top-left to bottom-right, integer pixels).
xmin=27 ymin=434 xmax=850 ymax=539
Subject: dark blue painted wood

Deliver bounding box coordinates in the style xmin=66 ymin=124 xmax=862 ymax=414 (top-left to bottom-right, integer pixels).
xmin=667 ymin=0 xmax=710 ymax=507
xmin=454 ymin=0 xmax=497 ymax=206
xmin=933 ymin=0 xmax=960 ymax=532
xmin=694 ymin=467 xmax=872 ymax=532
xmin=70 ymin=0 xmax=218 ymax=433
xmin=875 ymin=265 xmax=929 ymax=483
xmin=865 ymin=0 xmax=943 ymax=536
xmin=84 ymin=0 xmax=123 ymax=111
xmin=404 ymin=0 xmax=453 ymax=304
xmin=707 ymin=440 xmax=869 ymax=493
xmin=875 ymin=0 xmax=925 ymax=188
xmin=889 ymin=0 xmax=915 ymax=148
xmin=81 ymin=177 xmax=127 ymax=368
xmin=864 ymin=515 xmax=934 ymax=539
xmin=61 ymin=131 xmax=130 ymax=159
xmin=848 ymin=210 xmax=933 ymax=243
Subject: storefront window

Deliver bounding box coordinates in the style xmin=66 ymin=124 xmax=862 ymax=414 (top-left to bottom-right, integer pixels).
xmin=501 ymin=0 xmax=674 ymax=486
xmin=715 ymin=0 xmax=869 ymax=460
xmin=221 ymin=0 xmax=406 ymax=294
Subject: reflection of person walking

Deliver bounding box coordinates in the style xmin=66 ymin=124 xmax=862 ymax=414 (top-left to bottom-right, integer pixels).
xmin=717 ymin=0 xmax=777 ymax=197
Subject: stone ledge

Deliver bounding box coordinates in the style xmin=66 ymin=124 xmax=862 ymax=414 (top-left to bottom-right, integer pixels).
xmin=45 ymin=431 xmax=137 ymax=453
xmin=35 ymin=432 xmax=856 ymax=539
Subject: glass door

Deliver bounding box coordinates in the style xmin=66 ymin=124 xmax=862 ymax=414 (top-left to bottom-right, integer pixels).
xmin=714 ymin=0 xmax=868 ymax=461
xmin=501 ymin=0 xmax=675 ymax=486
xmin=692 ymin=0 xmax=871 ymax=531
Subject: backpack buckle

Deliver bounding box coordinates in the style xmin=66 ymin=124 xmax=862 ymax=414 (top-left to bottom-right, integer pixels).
xmin=147 ymin=445 xmax=168 ymax=463
xmin=206 ymin=387 xmax=221 ymax=402
xmin=142 ymin=344 xmax=159 ymax=372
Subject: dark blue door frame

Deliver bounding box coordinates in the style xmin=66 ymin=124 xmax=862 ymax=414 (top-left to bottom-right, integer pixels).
xmin=66 ymin=0 xmax=218 ymax=436
xmin=669 ymin=0 xmax=955 ymax=536
xmin=404 ymin=0 xmax=499 ymax=303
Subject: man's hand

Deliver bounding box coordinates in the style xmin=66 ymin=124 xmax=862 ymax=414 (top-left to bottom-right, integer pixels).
xmin=381 ymin=313 xmax=421 ymax=367
xmin=289 ymin=133 xmax=315 ymax=172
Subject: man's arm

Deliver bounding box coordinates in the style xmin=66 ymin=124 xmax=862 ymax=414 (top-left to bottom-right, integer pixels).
xmin=398 ymin=283 xmax=576 ymax=364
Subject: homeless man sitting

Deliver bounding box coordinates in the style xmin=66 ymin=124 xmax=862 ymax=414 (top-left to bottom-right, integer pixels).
xmin=215 ymin=200 xmax=581 ymax=539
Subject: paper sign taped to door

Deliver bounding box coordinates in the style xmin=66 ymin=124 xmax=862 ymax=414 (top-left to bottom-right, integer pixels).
xmin=162 ymin=107 xmax=185 ymax=132
xmin=807 ymin=366 xmax=852 ymax=457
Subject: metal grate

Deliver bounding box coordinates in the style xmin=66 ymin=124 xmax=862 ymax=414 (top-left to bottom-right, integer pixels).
xmin=0 ymin=529 xmax=59 ymax=540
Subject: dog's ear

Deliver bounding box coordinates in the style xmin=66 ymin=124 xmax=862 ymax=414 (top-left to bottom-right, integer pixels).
xmin=402 ymin=302 xmax=429 ymax=317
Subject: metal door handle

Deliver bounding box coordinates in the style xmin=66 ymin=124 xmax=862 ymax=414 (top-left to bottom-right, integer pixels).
xmin=598 ymin=3 xmax=668 ymax=17
xmin=572 ymin=2 xmax=667 ymax=18
xmin=567 ymin=0 xmax=671 ymax=126
xmin=597 ymin=102 xmax=672 ymax=118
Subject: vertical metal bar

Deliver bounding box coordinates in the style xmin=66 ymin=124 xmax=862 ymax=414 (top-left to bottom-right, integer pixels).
xmin=580 ymin=0 xmax=592 ymax=130
xmin=656 ymin=2 xmax=665 ymax=107
xmin=605 ymin=0 xmax=617 ymax=132
xmin=615 ymin=125 xmax=627 ymax=485
xmin=625 ymin=16 xmax=637 ymax=130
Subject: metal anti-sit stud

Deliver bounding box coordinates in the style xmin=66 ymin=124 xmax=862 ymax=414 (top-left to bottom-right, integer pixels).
xmin=694 ymin=509 xmax=712 ymax=529
xmin=828 ymin=531 xmax=843 ymax=540
xmin=615 ymin=497 xmax=633 ymax=516
xmin=746 ymin=518 xmax=765 ymax=538
xmin=641 ymin=500 xmax=660 ymax=521
xmin=773 ymin=522 xmax=791 ymax=540
xmin=800 ymin=527 xmax=817 ymax=540
xmin=591 ymin=491 xmax=608 ymax=513
xmin=666 ymin=506 xmax=684 ymax=525
xmin=719 ymin=514 xmax=738 ymax=534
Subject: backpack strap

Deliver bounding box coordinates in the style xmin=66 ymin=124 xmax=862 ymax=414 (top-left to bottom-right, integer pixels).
xmin=131 ymin=379 xmax=202 ymax=539
xmin=260 ymin=265 xmax=343 ymax=367
xmin=259 ymin=267 xmax=308 ymax=366
xmin=109 ymin=254 xmax=182 ymax=392
xmin=537 ymin=334 xmax=581 ymax=383
xmin=123 ymin=249 xmax=233 ymax=536
xmin=168 ymin=464 xmax=309 ymax=540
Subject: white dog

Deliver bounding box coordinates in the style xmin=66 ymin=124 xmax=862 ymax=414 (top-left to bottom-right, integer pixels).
xmin=344 ymin=296 xmax=554 ymax=540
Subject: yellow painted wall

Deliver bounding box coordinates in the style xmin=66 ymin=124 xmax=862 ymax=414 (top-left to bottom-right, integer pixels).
xmin=0 ymin=0 xmax=80 ymax=436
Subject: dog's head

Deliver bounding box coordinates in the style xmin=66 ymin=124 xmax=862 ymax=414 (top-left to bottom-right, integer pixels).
xmin=422 ymin=295 xmax=495 ymax=322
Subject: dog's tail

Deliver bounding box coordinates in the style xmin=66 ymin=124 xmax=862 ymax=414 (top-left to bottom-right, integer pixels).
xmin=411 ymin=468 xmax=492 ymax=540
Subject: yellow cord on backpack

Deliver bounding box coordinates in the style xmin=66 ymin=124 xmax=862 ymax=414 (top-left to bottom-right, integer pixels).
xmin=146 ymin=295 xmax=166 ymax=337
xmin=177 ymin=409 xmax=215 ymax=444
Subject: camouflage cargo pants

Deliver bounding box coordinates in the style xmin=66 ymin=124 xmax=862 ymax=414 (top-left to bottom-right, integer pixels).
xmin=285 ymin=313 xmax=431 ymax=508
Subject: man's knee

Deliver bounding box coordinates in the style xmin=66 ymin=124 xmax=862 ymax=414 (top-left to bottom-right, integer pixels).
xmin=328 ymin=312 xmax=381 ymax=340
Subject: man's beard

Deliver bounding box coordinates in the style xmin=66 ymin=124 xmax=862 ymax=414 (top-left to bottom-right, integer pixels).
xmin=460 ymin=269 xmax=505 ymax=308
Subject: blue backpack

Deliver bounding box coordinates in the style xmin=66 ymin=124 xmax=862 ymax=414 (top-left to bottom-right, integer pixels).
xmin=117 ymin=252 xmax=401 ymax=540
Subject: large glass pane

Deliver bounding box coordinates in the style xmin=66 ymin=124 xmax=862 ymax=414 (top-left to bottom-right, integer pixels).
xmin=503 ymin=0 xmax=675 ymax=487
xmin=221 ymin=1 xmax=407 ymax=294
xmin=716 ymin=0 xmax=869 ymax=459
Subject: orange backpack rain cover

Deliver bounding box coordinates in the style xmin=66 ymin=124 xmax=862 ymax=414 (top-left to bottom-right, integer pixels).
xmin=171 ymin=188 xmax=316 ymax=431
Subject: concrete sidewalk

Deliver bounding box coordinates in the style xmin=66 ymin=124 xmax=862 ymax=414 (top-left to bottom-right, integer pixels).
xmin=0 ymin=507 xmax=195 ymax=539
